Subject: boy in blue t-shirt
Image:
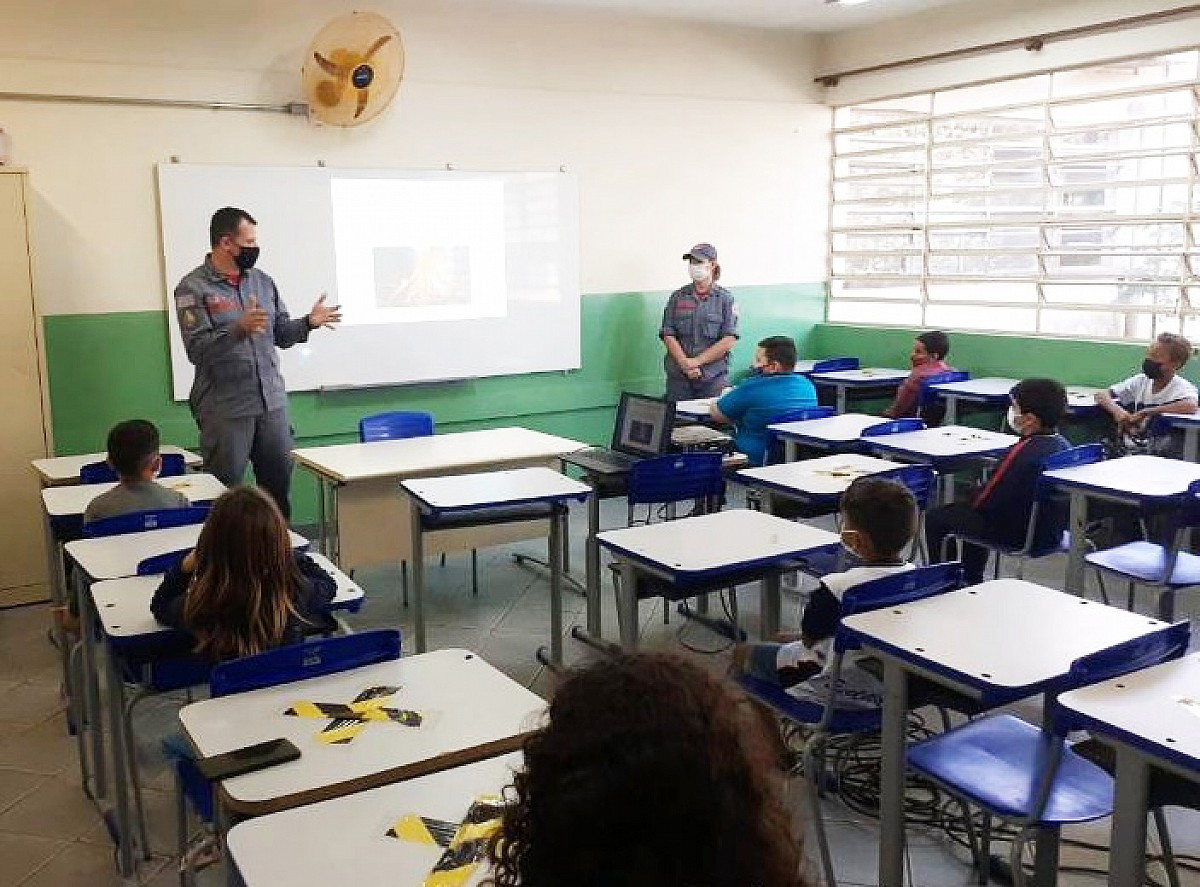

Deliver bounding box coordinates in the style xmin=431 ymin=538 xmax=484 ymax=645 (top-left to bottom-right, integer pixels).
xmin=709 ymin=336 xmax=817 ymax=465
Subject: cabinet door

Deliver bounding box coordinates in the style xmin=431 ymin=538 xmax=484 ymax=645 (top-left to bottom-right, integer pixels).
xmin=0 ymin=172 xmax=50 ymax=604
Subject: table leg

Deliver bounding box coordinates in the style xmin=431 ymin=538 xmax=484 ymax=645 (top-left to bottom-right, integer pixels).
xmin=585 ymin=488 xmax=601 ymax=637
xmin=1107 ymin=745 xmax=1150 ymax=887
xmin=548 ymin=505 xmax=564 ymax=666
xmin=409 ymin=505 xmax=427 ymax=654
xmin=1064 ymin=490 xmax=1087 ymax=597
xmin=76 ymin=570 xmax=107 ymax=800
xmin=1184 ymin=427 xmax=1199 ymax=463
xmin=329 ymin=480 xmax=342 ymax=566
xmin=616 ymin=561 xmax=638 ymax=650
xmin=944 ymin=395 xmax=958 ymax=426
xmin=785 ymin=439 xmax=797 ymax=463
xmin=760 ymin=572 xmax=781 ymax=639
xmin=836 ymin=385 xmax=847 ymax=414
xmin=104 ymin=643 xmax=134 ymax=876
xmin=878 ymin=656 xmax=909 ymax=887
xmin=316 ymin=477 xmax=327 ymax=555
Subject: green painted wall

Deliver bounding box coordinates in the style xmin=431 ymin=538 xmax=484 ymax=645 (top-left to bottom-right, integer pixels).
xmin=43 ymin=283 xmax=826 ymax=523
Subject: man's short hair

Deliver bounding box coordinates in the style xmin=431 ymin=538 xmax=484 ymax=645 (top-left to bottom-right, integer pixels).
xmin=917 ymin=330 xmax=950 ymax=361
xmin=209 ymin=207 xmax=256 ymax=248
xmin=757 ymin=336 xmax=797 ymax=370
xmin=840 ymin=477 xmax=918 ymax=560
xmin=1011 ymin=378 xmax=1067 ymax=430
xmin=107 ymin=419 xmax=161 ymax=479
xmin=1157 ymin=332 xmax=1193 ymax=368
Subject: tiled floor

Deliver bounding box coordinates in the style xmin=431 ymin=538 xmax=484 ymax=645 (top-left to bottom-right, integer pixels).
xmin=1 ymin=495 xmax=1199 ymax=885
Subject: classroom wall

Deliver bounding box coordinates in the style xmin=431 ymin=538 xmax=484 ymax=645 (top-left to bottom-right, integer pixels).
xmin=0 ymin=0 xmax=830 ymax=522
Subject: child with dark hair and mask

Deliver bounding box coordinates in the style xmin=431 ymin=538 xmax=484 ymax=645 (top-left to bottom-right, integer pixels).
xmin=1096 ymin=332 xmax=1197 ymax=456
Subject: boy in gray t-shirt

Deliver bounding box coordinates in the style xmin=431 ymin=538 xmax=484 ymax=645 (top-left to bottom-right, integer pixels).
xmin=83 ymin=420 xmax=189 ymax=526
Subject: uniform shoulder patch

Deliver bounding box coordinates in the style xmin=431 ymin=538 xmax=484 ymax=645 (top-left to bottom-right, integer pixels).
xmin=174 ymin=292 xmax=196 ymax=309
xmin=181 ymin=308 xmax=200 ymax=330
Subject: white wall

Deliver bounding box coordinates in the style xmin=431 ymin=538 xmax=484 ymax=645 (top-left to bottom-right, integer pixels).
xmin=818 ymin=0 xmax=1200 ymax=105
xmin=0 ymin=0 xmax=827 ymax=317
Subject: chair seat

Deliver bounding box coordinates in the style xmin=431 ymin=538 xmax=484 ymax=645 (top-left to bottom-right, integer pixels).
xmin=954 ymin=530 xmax=1071 ymax=560
xmin=735 ymin=673 xmax=882 ymax=734
xmin=907 ymin=714 xmax=1113 ymax=824
xmin=421 ymin=502 xmax=555 ymax=531
xmin=1086 ymin=541 xmax=1200 ymax=586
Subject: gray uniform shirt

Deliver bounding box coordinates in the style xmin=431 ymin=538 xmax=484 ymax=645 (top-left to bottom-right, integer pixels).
xmin=659 ymin=283 xmax=739 ymax=383
xmin=174 ymin=258 xmax=311 ymax=421
xmin=83 ymin=480 xmax=190 ymax=525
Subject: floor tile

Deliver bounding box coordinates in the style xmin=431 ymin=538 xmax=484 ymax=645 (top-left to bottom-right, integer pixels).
xmin=0 ymin=773 xmax=103 ymax=841
xmin=0 ymin=831 xmax=66 ymax=887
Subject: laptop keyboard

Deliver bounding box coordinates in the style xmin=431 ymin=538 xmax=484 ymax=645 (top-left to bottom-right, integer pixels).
xmin=570 ymin=448 xmax=639 ymax=471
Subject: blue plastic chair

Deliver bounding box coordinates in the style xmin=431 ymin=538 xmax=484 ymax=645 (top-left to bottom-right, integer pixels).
xmin=918 ymin=370 xmax=970 ymax=427
xmin=735 ymin=563 xmax=966 ymax=887
xmin=82 ymin=505 xmax=210 ymax=539
xmin=764 ymin=406 xmax=837 ymax=465
xmin=941 ymin=444 xmax=1106 ymax=583
xmin=79 ymin=452 xmax=187 ymax=484
xmin=906 ymin=621 xmax=1190 ymax=885
xmin=807 ymin=357 xmax=860 ymax=374
xmin=1085 ymin=478 xmax=1200 ymax=622
xmin=357 ymin=411 xmax=434 ymax=443
xmin=170 ymin=630 xmax=403 ymax=879
xmin=860 ymin=417 xmax=927 ymax=445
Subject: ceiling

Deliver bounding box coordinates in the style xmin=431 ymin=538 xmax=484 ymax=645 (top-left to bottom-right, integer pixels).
xmin=478 ymin=0 xmax=974 ymax=32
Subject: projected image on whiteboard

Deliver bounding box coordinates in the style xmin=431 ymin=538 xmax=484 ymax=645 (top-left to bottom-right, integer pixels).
xmin=330 ymin=176 xmax=507 ymax=325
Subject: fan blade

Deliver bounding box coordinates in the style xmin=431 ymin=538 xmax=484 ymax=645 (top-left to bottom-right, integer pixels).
xmin=313 ymin=51 xmax=346 ymax=77
xmin=354 ymin=88 xmax=370 ymax=119
xmin=316 ymin=78 xmax=346 ymax=107
xmin=363 ymin=34 xmax=393 ymax=61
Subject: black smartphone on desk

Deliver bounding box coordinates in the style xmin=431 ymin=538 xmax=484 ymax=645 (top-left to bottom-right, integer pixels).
xmin=195 ymin=737 xmax=301 ymax=782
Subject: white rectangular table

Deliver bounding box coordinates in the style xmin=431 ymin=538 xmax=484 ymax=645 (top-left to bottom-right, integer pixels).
xmin=31 ymin=445 xmax=202 ymax=486
xmin=1160 ymin=412 xmax=1200 ymax=461
xmin=841 ymin=579 xmax=1164 ymax=887
xmin=767 ymin=413 xmax=887 ymax=460
xmin=808 ymin=367 xmax=910 ymax=413
xmin=228 ymin=752 xmax=521 ymax=887
xmin=1058 ymin=653 xmax=1200 ymax=887
xmin=732 ymin=453 xmax=905 ymax=511
xmin=862 ymin=425 xmax=1019 ymax=503
xmin=401 ymin=468 xmax=591 ymax=659
xmin=675 ymin=397 xmax=717 ymax=421
xmin=293 ymin=427 xmax=585 ymax=571
xmin=1044 ymin=455 xmax=1200 ymax=597
xmin=596 ymin=509 xmax=840 ymax=647
xmin=179 ymin=648 xmax=546 ymax=817
xmin=929 ymin=377 xmax=1101 ymax=425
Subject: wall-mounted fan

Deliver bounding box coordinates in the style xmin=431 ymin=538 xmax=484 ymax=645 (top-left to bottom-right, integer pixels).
xmin=302 ymin=11 xmax=404 ymax=127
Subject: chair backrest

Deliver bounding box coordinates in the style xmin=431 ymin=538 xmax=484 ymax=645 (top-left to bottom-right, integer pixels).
xmin=83 ymin=504 xmax=210 ymax=538
xmin=918 ymin=371 xmax=970 ymax=427
xmin=358 ymin=411 xmax=434 ymax=443
xmin=137 ymin=548 xmax=190 ymax=576
xmin=809 ymin=357 xmax=860 ymax=374
xmin=1035 ymin=443 xmax=1104 ymax=504
xmin=878 ymin=463 xmax=938 ymax=511
xmin=771 ymin=405 xmax=836 ymax=424
xmin=861 ymin=418 xmax=926 ymax=438
xmin=627 ymin=453 xmax=724 ymax=507
xmin=210 ymin=629 xmax=402 ymax=698
xmin=839 ymin=562 xmax=964 ymax=621
xmin=79 ymin=452 xmax=187 ymax=484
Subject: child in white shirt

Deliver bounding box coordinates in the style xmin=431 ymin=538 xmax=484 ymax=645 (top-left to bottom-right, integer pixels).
xmin=1096 ymin=332 xmax=1198 ymax=455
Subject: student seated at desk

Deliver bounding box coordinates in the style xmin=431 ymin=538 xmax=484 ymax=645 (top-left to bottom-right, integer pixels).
xmin=925 ymin=378 xmax=1070 ymax=584
xmin=151 ymin=487 xmax=335 ymax=660
xmin=709 ymin=335 xmax=817 ymax=465
xmin=488 ymin=652 xmax=808 ymax=887
xmin=881 ymin=330 xmax=953 ymax=420
xmin=82 ymin=419 xmax=189 ymax=525
xmin=1095 ymin=332 xmax=1198 ymax=457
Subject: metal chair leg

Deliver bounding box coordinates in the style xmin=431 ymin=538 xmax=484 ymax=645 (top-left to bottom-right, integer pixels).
xmin=173 ymin=764 xmax=190 ymax=886
xmin=1153 ymin=806 xmax=1182 ymax=887
xmin=470 ymin=550 xmax=479 ymax=597
xmin=123 ymin=689 xmax=153 ymax=860
xmin=400 ymin=561 xmax=409 ymax=608
xmin=803 ymin=735 xmax=839 ymax=887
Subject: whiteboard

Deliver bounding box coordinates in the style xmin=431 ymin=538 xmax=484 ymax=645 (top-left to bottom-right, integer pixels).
xmin=157 ymin=163 xmax=581 ymax=400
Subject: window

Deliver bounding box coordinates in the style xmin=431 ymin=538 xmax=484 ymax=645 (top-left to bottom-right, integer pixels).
xmin=829 ymin=52 xmax=1200 ymax=340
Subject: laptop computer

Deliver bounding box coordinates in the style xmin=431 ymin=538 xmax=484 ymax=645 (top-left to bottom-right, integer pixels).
xmin=567 ymin=392 xmax=675 ymax=475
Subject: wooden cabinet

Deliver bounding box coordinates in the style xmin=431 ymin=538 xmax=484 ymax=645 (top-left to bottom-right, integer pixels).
xmin=0 ymin=169 xmax=51 ymax=606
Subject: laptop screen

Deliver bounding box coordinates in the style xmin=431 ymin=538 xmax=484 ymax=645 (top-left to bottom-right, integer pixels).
xmin=613 ymin=393 xmax=673 ymax=457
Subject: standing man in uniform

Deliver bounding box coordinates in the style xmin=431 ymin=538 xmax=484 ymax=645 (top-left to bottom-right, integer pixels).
xmin=660 ymin=243 xmax=739 ymax=402
xmin=174 ymin=207 xmax=341 ymax=519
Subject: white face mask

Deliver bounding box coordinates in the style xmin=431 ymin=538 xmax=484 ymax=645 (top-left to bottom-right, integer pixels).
xmin=688 ymin=262 xmax=711 ymax=283
xmin=1006 ymin=405 xmax=1023 ymax=433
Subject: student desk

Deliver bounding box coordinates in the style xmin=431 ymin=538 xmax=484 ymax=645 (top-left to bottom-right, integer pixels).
xmin=31 ymin=445 xmax=202 ymax=487
xmin=228 ymin=753 xmax=522 ymax=887
xmin=400 ymin=468 xmax=591 ymax=659
xmin=1058 ymin=653 xmax=1200 ymax=887
xmin=808 ymin=367 xmax=909 ymax=413
xmin=1044 ymin=455 xmax=1200 ymax=598
xmin=596 ymin=509 xmax=839 ymax=648
xmin=861 ymin=425 xmax=1019 ymax=503
xmin=731 ymin=454 xmax=905 ymax=512
xmin=767 ymin=413 xmax=887 ymax=460
xmin=928 ymin=377 xmax=1102 ymax=426
xmin=841 ymin=579 xmax=1164 ymax=887
xmin=675 ymin=397 xmax=717 ymax=421
xmin=1160 ymin=412 xmax=1200 ymax=461
xmin=179 ymin=649 xmax=545 ymax=817
xmin=292 ymin=427 xmax=585 ymax=571
xmin=89 ymin=553 xmax=363 ymax=876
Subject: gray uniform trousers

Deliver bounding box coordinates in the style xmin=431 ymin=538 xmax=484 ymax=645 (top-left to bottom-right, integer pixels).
xmin=197 ymin=408 xmax=294 ymax=519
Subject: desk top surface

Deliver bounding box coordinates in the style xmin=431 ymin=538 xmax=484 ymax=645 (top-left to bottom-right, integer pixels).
xmin=768 ymin=413 xmax=886 ymax=443
xmin=401 ymin=467 xmax=592 ymax=511
xmin=842 ymin=579 xmax=1163 ymax=694
xmin=41 ymin=474 xmax=226 ymax=518
xmin=292 ymin=427 xmax=586 ymax=483
xmin=928 ymin=378 xmax=1099 ymax=408
xmin=66 ymin=525 xmax=307 ymax=581
xmin=675 ymin=398 xmax=717 ymax=418
xmin=1161 ymin=412 xmax=1200 ymax=428
xmin=1059 ymin=653 xmax=1200 ymax=773
xmin=596 ymin=508 xmax=839 ymax=575
xmin=90 ymin=553 xmax=362 ymax=640
xmin=32 ymin=446 xmax=202 ymax=485
xmin=1045 ymin=454 xmax=1200 ymax=500
xmin=864 ymin=425 xmax=1018 ymax=459
xmin=734 ymin=454 xmax=904 ymax=497
xmin=809 ymin=367 xmax=909 ymax=385
xmin=179 ymin=649 xmax=545 ymax=815
xmin=228 ymin=753 xmax=521 ymax=887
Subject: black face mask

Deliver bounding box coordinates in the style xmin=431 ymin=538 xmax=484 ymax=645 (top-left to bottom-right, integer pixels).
xmin=233 ymin=245 xmax=260 ymax=271
xmin=1142 ymin=358 xmax=1164 ymax=380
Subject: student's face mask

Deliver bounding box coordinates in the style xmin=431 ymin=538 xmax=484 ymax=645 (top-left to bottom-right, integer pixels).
xmin=1142 ymin=358 xmax=1165 ymax=380
xmin=688 ymin=261 xmax=711 ymax=283
xmin=1006 ymin=405 xmax=1024 ymax=433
